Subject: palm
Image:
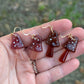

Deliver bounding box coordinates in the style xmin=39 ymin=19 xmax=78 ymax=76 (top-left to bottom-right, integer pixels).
xmin=0 ymin=19 xmax=84 ymax=84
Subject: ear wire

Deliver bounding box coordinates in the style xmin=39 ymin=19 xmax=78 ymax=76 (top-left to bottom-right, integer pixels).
xmin=22 ymin=29 xmax=36 ymax=39
xmin=42 ymin=25 xmax=54 ymax=33
xmin=60 ymin=33 xmax=75 ymax=41
xmin=13 ymin=27 xmax=21 ymax=33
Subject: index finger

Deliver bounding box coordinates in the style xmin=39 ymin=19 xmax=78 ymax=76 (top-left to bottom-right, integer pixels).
xmin=0 ymin=19 xmax=72 ymax=47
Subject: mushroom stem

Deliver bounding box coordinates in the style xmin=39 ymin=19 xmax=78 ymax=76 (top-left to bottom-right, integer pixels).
xmin=59 ymin=50 xmax=69 ymax=63
xmin=46 ymin=46 xmax=54 ymax=57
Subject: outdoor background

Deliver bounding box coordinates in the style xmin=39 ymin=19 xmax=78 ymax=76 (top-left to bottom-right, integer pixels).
xmin=0 ymin=0 xmax=84 ymax=84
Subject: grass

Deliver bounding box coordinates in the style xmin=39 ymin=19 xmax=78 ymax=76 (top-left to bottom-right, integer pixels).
xmin=0 ymin=0 xmax=84 ymax=36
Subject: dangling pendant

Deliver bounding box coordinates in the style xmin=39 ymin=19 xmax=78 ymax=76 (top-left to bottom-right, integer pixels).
xmin=21 ymin=29 xmax=43 ymax=52
xmin=59 ymin=35 xmax=79 ymax=63
xmin=11 ymin=27 xmax=24 ymax=49
xmin=28 ymin=35 xmax=43 ymax=52
xmin=11 ymin=33 xmax=24 ymax=49
xmin=44 ymin=25 xmax=60 ymax=57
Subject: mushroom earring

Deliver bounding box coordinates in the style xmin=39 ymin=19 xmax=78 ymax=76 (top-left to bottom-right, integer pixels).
xmin=11 ymin=27 xmax=24 ymax=49
xmin=43 ymin=25 xmax=60 ymax=57
xmin=59 ymin=34 xmax=79 ymax=63
xmin=22 ymin=30 xmax=43 ymax=52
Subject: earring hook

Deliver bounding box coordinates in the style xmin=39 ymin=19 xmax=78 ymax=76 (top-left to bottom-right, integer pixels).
xmin=13 ymin=26 xmax=36 ymax=39
xmin=42 ymin=25 xmax=54 ymax=33
xmin=13 ymin=27 xmax=21 ymax=33
xmin=61 ymin=33 xmax=75 ymax=41
xmin=22 ymin=30 xmax=36 ymax=39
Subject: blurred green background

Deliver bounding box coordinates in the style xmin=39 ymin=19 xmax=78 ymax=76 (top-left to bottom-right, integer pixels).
xmin=0 ymin=0 xmax=84 ymax=84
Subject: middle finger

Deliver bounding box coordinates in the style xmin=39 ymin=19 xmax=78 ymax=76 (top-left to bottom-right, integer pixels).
xmin=36 ymin=27 xmax=84 ymax=72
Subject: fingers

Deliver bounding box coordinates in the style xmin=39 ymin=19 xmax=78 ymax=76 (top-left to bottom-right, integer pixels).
xmin=36 ymin=59 xmax=79 ymax=84
xmin=59 ymin=27 xmax=84 ymax=47
xmin=36 ymin=40 xmax=84 ymax=72
xmin=0 ymin=19 xmax=72 ymax=48
xmin=19 ymin=19 xmax=72 ymax=47
xmin=54 ymin=27 xmax=84 ymax=52
xmin=29 ymin=27 xmax=84 ymax=60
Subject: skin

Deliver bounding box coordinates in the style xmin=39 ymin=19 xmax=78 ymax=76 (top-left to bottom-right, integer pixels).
xmin=0 ymin=19 xmax=84 ymax=84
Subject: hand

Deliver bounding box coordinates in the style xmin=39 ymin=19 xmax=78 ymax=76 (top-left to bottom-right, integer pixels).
xmin=0 ymin=19 xmax=84 ymax=84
